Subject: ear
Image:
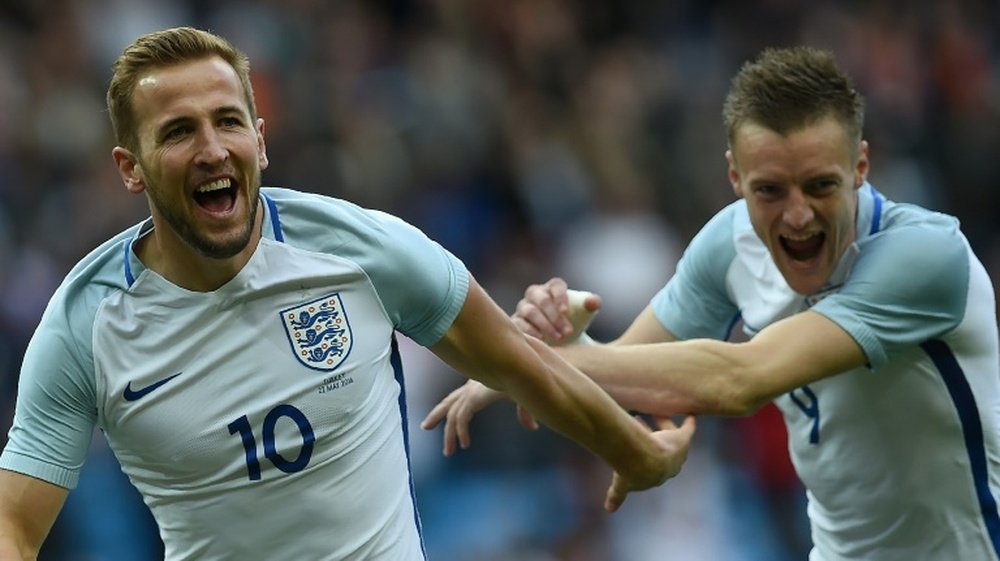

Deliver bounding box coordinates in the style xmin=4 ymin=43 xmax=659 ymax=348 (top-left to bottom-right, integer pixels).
xmin=725 ymin=149 xmax=743 ymax=197
xmin=853 ymin=140 xmax=870 ymax=190
xmin=112 ymin=147 xmax=146 ymax=194
xmin=256 ymin=118 xmax=269 ymax=171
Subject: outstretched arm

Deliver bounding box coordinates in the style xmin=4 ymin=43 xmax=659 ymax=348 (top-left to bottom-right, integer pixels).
xmin=422 ymin=279 xmax=680 ymax=452
xmin=427 ymin=276 xmax=695 ymax=511
xmin=0 ymin=469 xmax=68 ymax=561
xmin=559 ymin=309 xmax=867 ymax=417
xmin=507 ymin=277 xmax=866 ymax=416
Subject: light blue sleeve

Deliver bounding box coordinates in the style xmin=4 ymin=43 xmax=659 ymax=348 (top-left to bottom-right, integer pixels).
xmin=1 ymin=229 xmax=140 ymax=488
xmin=355 ymin=209 xmax=470 ymax=346
xmin=651 ymin=204 xmax=740 ymax=340
xmin=812 ymin=214 xmax=969 ymax=370
xmin=265 ymin=188 xmax=470 ymax=347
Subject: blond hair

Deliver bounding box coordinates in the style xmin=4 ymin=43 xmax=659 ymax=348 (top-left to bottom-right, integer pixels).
xmin=107 ymin=27 xmax=256 ymax=152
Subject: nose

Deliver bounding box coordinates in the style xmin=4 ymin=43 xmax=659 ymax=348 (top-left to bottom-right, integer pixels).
xmin=193 ymin=127 xmax=228 ymax=167
xmin=783 ymin=188 xmax=814 ymax=229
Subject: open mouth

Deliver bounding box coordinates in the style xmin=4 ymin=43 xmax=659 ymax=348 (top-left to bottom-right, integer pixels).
xmin=780 ymin=232 xmax=825 ymax=262
xmin=193 ymin=178 xmax=237 ymax=213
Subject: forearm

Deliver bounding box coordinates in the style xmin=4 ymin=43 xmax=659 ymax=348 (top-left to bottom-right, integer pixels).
xmin=0 ymin=471 xmax=66 ymax=561
xmin=431 ymin=277 xmax=681 ymax=487
xmin=0 ymin=540 xmax=34 ymax=561
xmin=557 ymin=311 xmax=867 ymax=417
xmin=507 ymin=336 xmax=671 ymax=479
xmin=558 ymin=338 xmax=766 ymax=417
xmin=0 ymin=524 xmax=39 ymax=561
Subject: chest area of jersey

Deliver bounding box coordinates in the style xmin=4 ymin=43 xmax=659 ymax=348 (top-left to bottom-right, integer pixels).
xmin=93 ymin=278 xmax=400 ymax=475
xmin=101 ymin=277 xmax=391 ymax=385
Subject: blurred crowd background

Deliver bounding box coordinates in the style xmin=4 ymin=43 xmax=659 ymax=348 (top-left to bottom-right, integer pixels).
xmin=1 ymin=0 xmax=998 ymax=559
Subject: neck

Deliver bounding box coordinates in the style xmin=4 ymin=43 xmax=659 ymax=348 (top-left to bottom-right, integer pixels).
xmin=136 ymin=200 xmax=264 ymax=292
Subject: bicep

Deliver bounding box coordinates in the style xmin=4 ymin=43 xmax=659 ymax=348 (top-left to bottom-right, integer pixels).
xmin=741 ymin=310 xmax=867 ymax=400
xmin=429 ymin=276 xmax=534 ymax=390
xmin=0 ymin=469 xmax=68 ymax=556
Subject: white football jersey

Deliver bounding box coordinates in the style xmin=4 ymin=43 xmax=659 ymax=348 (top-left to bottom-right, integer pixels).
xmin=652 ymin=183 xmax=1000 ymax=560
xmin=1 ymin=188 xmax=470 ymax=560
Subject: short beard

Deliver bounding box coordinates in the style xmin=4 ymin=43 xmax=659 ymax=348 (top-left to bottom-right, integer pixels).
xmin=146 ymin=180 xmax=260 ymax=260
xmin=190 ymin=203 xmax=258 ymax=259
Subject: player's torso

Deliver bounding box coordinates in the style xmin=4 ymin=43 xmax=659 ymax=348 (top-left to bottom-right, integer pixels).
xmin=728 ymin=220 xmax=1000 ymax=559
xmin=93 ymin=239 xmax=424 ymax=560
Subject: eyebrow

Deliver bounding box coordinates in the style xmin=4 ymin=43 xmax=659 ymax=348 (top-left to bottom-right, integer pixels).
xmin=804 ymin=172 xmax=844 ymax=184
xmin=747 ymin=169 xmax=843 ymax=187
xmin=154 ymin=105 xmax=248 ymax=136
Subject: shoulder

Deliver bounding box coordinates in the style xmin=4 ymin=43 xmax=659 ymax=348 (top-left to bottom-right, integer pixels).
xmin=858 ymin=203 xmax=967 ymax=290
xmin=814 ymin=203 xmax=972 ymax=367
xmin=676 ymin=200 xmax=751 ymax=285
xmin=46 ymin=224 xmax=138 ymax=332
xmin=651 ymin=202 xmax=744 ymax=340
xmin=261 ymin=187 xmax=419 ymax=253
xmin=878 ymin=199 xmax=961 ymax=238
xmin=20 ymin=224 xmax=138 ymax=397
xmin=260 ymin=187 xmax=469 ymax=344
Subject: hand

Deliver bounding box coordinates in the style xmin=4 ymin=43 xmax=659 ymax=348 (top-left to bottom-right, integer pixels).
xmin=420 ymin=380 xmax=507 ymax=456
xmin=513 ymin=277 xmax=602 ymax=344
xmin=605 ymin=415 xmax=697 ymax=513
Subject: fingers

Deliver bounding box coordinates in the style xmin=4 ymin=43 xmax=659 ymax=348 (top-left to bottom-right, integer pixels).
xmin=541 ymin=279 xmax=572 ymax=338
xmin=678 ymin=415 xmax=697 ymax=436
xmin=604 ymin=472 xmax=628 ymax=513
xmin=536 ymin=277 xmax=570 ymax=303
xmin=515 ymin=279 xmax=572 ymax=341
xmin=652 ymin=414 xmax=697 ymax=439
xmin=420 ymin=388 xmax=470 ymax=457
xmin=419 ymin=396 xmax=449 ymax=431
xmin=595 ymin=416 xmax=700 ymax=515
xmin=515 ymin=404 xmax=539 ymax=431
xmin=441 ymin=417 xmax=458 ymax=457
xmin=649 ymin=415 xmax=676 ymax=430
xmin=456 ymin=403 xmax=473 ymax=451
xmin=516 ymin=277 xmax=603 ymax=343
xmin=421 ymin=382 xmax=510 ymax=457
xmin=511 ymin=305 xmax=549 ymax=340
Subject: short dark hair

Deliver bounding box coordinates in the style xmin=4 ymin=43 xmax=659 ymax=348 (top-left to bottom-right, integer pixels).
xmin=722 ymin=46 xmax=865 ymax=153
xmin=107 ymin=27 xmax=256 ymax=153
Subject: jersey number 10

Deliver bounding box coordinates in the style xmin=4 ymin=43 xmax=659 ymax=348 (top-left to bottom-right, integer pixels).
xmin=228 ymin=404 xmax=316 ymax=480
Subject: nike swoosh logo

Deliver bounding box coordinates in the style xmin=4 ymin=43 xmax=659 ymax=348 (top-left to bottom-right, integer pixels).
xmin=123 ymin=372 xmax=182 ymax=402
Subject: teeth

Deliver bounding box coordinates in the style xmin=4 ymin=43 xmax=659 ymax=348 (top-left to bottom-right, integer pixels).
xmin=197 ymin=178 xmax=231 ymax=192
xmin=783 ymin=232 xmax=817 ymax=242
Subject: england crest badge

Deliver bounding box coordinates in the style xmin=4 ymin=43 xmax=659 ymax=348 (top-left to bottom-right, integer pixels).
xmin=280 ymin=293 xmax=353 ymax=371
